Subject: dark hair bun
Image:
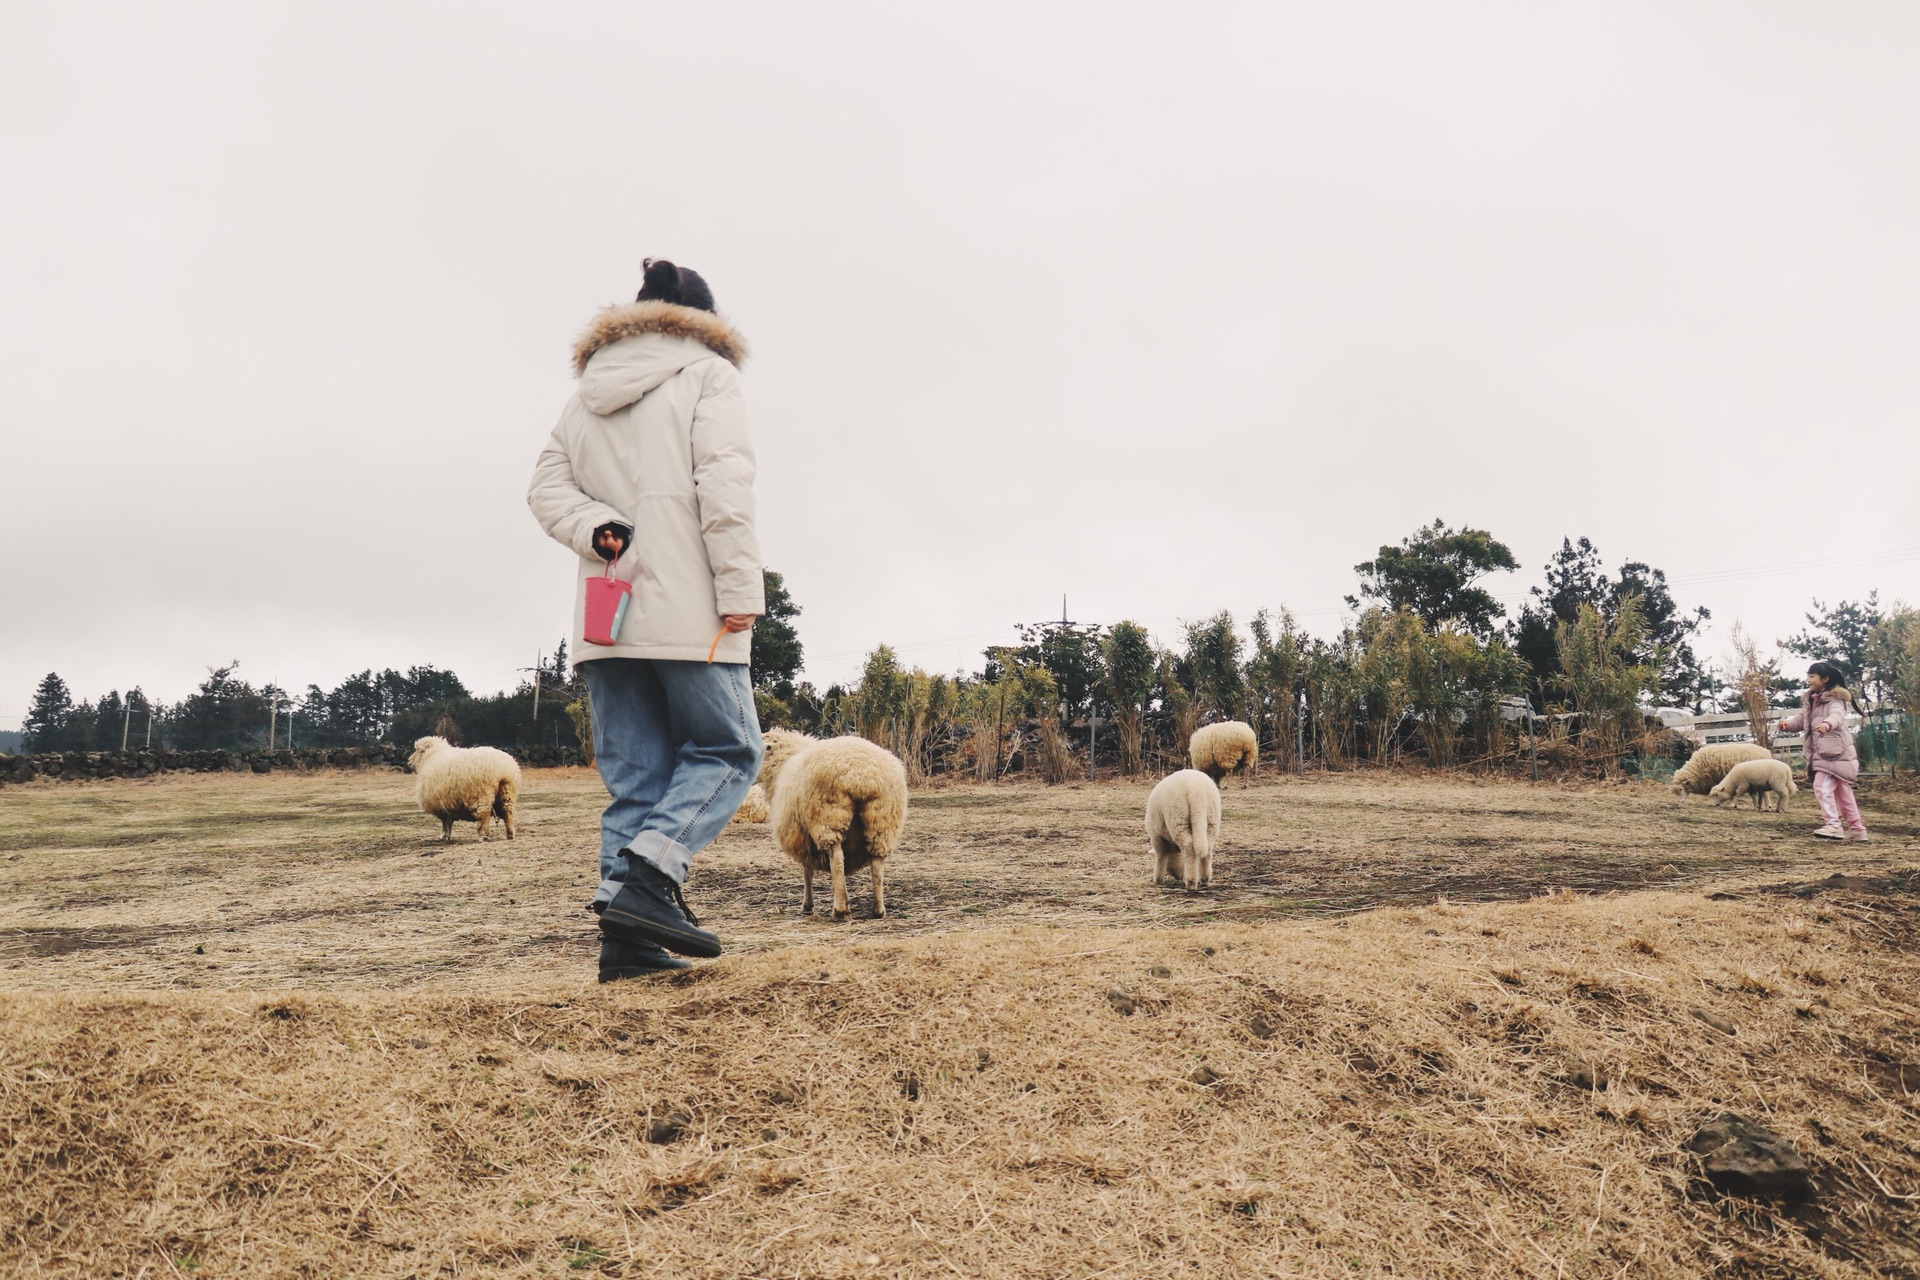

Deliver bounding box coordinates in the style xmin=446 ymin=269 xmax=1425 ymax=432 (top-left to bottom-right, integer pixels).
xmin=637 ymin=258 xmax=717 ymax=313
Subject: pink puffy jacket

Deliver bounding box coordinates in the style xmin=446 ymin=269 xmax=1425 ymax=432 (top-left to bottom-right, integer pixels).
xmin=1778 ymin=688 xmax=1859 ymax=784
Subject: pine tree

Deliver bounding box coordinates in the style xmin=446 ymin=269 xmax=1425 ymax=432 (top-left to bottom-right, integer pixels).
xmin=22 ymin=673 xmax=74 ymax=752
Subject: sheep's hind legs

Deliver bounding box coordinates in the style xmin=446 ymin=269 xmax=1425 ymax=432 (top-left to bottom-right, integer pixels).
xmin=1151 ymin=836 xmax=1178 ymax=885
xmin=801 ymin=865 xmax=815 ymax=917
xmin=441 ymin=818 xmax=455 ymax=842
xmin=1178 ymin=839 xmax=1200 ymax=891
xmin=827 ymin=839 xmax=850 ymax=922
xmin=871 ymin=859 xmax=886 ymax=919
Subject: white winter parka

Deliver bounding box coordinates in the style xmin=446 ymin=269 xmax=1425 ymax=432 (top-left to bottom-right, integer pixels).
xmin=528 ymin=301 xmax=763 ymax=665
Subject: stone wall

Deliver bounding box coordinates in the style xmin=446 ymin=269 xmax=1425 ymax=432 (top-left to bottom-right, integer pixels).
xmin=0 ymin=743 xmax=586 ymax=786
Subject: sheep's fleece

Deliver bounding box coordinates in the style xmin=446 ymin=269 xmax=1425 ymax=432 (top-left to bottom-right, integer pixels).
xmin=409 ymin=736 xmax=520 ymax=841
xmin=1709 ymin=757 xmax=1796 ymax=811
xmin=1190 ymin=721 xmax=1258 ymax=782
xmin=758 ymin=728 xmax=909 ymax=919
xmin=1147 ymin=769 xmax=1221 ymax=889
xmin=527 ymin=300 xmax=763 ymax=665
xmin=1671 ymin=742 xmax=1770 ymax=796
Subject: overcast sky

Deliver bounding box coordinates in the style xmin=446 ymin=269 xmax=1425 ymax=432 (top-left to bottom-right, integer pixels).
xmin=3 ymin=2 xmax=1917 ymax=728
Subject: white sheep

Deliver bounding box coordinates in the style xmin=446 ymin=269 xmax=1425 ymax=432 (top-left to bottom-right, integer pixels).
xmin=408 ymin=736 xmax=520 ymax=842
xmin=1189 ymin=720 xmax=1258 ymax=787
xmin=1147 ymin=769 xmax=1221 ymax=890
xmin=1709 ymin=757 xmax=1796 ymax=812
xmin=731 ymin=783 xmax=770 ymax=824
xmin=757 ymin=728 xmax=909 ymax=921
xmin=1670 ymin=742 xmax=1771 ymax=797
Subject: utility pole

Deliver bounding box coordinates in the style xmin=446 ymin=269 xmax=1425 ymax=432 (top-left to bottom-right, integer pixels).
xmin=1089 ymin=699 xmax=1097 ymax=783
xmin=1295 ymin=688 xmax=1305 ymax=777
xmin=121 ymin=702 xmax=132 ymax=753
xmin=518 ymin=653 xmax=545 ymax=722
xmin=268 ymin=693 xmax=293 ymax=750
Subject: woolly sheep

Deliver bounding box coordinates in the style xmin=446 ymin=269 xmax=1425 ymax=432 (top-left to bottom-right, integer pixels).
xmin=1189 ymin=720 xmax=1258 ymax=787
xmin=757 ymin=728 xmax=909 ymax=921
xmin=409 ymin=736 xmax=520 ymax=841
xmin=1709 ymin=758 xmax=1796 ymax=812
xmin=1670 ymin=742 xmax=1771 ymax=797
xmin=731 ymin=783 xmax=770 ymax=824
xmin=1146 ymin=769 xmax=1221 ymax=890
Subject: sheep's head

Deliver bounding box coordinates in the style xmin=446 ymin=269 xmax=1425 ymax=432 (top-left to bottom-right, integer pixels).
xmin=409 ymin=736 xmax=450 ymax=770
xmin=757 ymin=728 xmax=814 ymax=795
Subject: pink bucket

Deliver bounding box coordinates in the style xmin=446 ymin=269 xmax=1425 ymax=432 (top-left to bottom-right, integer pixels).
xmin=583 ymin=563 xmax=632 ymax=646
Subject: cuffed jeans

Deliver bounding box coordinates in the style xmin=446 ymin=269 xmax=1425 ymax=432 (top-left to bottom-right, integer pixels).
xmin=580 ymin=658 xmax=763 ymax=904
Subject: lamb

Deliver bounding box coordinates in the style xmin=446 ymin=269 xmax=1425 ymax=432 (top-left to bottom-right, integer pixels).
xmin=1146 ymin=769 xmax=1221 ymax=890
xmin=1709 ymin=758 xmax=1796 ymax=812
xmin=1189 ymin=720 xmax=1258 ymax=787
xmin=409 ymin=736 xmax=520 ymax=841
xmin=757 ymin=728 xmax=909 ymax=921
xmin=1670 ymin=742 xmax=1771 ymax=797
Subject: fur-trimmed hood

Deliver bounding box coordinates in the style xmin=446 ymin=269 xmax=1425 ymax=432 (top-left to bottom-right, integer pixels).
xmin=571 ymin=300 xmax=747 ymax=375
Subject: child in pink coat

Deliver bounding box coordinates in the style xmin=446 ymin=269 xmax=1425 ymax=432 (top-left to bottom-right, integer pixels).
xmin=1777 ymin=661 xmax=1868 ymax=841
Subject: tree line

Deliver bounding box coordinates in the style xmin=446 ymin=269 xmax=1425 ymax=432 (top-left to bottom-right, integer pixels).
xmin=13 ymin=535 xmax=1919 ymax=776
xmin=773 ymin=522 xmax=1920 ymax=781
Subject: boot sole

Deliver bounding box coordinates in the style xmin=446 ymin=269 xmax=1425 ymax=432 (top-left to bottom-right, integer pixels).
xmin=600 ymin=907 xmax=723 ymax=959
xmin=599 ymin=960 xmax=692 ymax=981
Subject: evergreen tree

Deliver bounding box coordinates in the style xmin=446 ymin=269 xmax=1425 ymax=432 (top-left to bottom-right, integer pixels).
xmin=1511 ymin=538 xmax=1710 ymax=711
xmin=1349 ymin=519 xmax=1519 ymax=638
xmin=1180 ymin=611 xmax=1246 ymax=721
xmin=1780 ymin=594 xmax=1884 ymax=696
xmin=751 ymin=570 xmax=806 ymax=697
xmin=93 ymin=690 xmax=126 ymax=750
xmin=1100 ymin=620 xmax=1158 ymax=776
xmin=1611 ymin=561 xmax=1710 ymax=710
xmin=22 ymin=673 xmax=74 ymax=752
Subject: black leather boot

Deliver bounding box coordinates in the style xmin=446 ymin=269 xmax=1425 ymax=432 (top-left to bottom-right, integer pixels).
xmin=599 ymin=933 xmax=692 ymax=981
xmin=595 ymin=856 xmax=722 ymax=959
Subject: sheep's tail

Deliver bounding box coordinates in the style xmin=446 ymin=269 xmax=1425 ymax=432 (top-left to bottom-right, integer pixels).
xmin=858 ymin=784 xmax=908 ymax=856
xmin=492 ymin=776 xmax=516 ymax=820
xmin=1188 ymin=806 xmax=1211 ymax=867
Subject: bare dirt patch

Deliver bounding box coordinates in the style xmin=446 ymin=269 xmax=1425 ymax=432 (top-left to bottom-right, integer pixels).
xmin=4 ymin=768 xmax=1914 ymax=988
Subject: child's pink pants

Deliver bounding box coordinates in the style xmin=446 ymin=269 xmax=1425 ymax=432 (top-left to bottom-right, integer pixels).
xmin=1812 ymin=771 xmax=1865 ymax=832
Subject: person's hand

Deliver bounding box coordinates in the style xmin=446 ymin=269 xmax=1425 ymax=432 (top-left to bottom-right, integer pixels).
xmin=593 ymin=528 xmax=628 ymax=562
xmin=722 ymin=614 xmax=757 ymax=633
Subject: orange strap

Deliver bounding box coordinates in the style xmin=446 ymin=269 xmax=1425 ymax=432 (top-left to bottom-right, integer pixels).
xmin=706 ymin=626 xmax=728 ymax=663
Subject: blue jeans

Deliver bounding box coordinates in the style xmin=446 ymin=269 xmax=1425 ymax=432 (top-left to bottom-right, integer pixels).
xmin=580 ymin=658 xmax=763 ymax=901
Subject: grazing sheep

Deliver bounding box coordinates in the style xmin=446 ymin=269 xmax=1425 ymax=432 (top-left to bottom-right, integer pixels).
xmin=731 ymin=783 xmax=770 ymax=824
xmin=1670 ymin=742 xmax=1771 ymax=797
xmin=758 ymin=728 xmax=909 ymax=921
xmin=1709 ymin=758 xmax=1796 ymax=812
xmin=1147 ymin=769 xmax=1221 ymax=890
xmin=1189 ymin=720 xmax=1259 ymax=787
xmin=409 ymin=736 xmax=520 ymax=841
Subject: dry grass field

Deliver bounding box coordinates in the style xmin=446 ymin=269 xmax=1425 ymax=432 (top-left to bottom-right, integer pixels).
xmin=4 ymin=766 xmax=1920 ymax=1277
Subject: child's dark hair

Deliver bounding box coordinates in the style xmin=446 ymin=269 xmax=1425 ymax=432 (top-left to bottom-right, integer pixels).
xmin=1807 ymin=660 xmax=1846 ymax=689
xmin=636 ymin=258 xmax=716 ymax=312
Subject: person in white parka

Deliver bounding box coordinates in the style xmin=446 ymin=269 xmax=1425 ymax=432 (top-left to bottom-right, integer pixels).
xmin=528 ymin=259 xmax=765 ymax=980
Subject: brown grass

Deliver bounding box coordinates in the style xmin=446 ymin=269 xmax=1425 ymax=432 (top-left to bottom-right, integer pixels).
xmin=4 ymin=769 xmax=1920 ymax=1277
